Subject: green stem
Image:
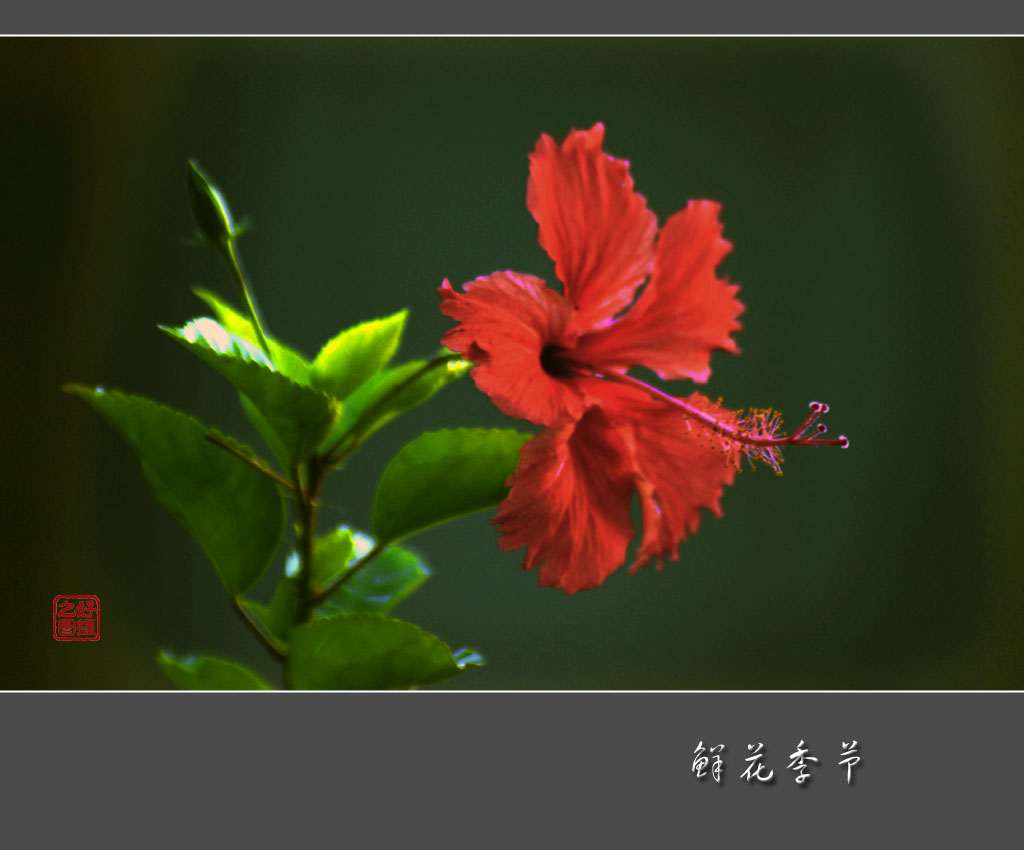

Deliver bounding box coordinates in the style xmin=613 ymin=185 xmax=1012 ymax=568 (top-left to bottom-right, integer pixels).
xmin=294 ymin=457 xmax=325 ymax=622
xmin=204 ymin=434 xmax=295 ymax=492
xmin=224 ymin=240 xmax=274 ymax=361
xmin=312 ymin=541 xmax=385 ymax=606
xmin=230 ymin=595 xmax=287 ymax=660
xmin=323 ymin=352 xmax=465 ymax=464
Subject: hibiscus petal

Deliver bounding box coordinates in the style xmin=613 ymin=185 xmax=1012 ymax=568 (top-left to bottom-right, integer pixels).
xmin=439 ymin=272 xmax=585 ymax=426
xmin=575 ymin=200 xmax=744 ymax=383
xmin=527 ymin=123 xmax=658 ymax=331
xmin=495 ymin=409 xmax=636 ymax=594
xmin=622 ymin=392 xmax=740 ymax=571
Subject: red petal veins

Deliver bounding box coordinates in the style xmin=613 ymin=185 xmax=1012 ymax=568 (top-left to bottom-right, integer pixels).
xmin=575 ymin=200 xmax=744 ymax=383
xmin=439 ymin=273 xmax=585 ymax=426
xmin=527 ymin=123 xmax=658 ymax=331
xmin=623 ymin=393 xmax=740 ymax=572
xmin=495 ymin=409 xmax=637 ymax=594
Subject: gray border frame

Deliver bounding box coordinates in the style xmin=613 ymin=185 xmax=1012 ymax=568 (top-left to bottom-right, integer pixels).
xmin=6 ymin=8 xmax=1023 ymax=839
xmin=3 ymin=2 xmax=1024 ymax=35
xmin=7 ymin=692 xmax=1022 ymax=841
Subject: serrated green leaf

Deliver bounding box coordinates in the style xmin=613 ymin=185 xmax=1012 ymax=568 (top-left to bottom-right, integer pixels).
xmin=246 ymin=576 xmax=304 ymax=644
xmin=320 ymin=538 xmax=430 ymax=615
xmin=165 ymin=318 xmax=341 ymax=463
xmin=65 ymin=385 xmax=284 ymax=595
xmin=287 ymin=613 xmax=482 ymax=690
xmin=170 ymin=316 xmax=276 ymax=367
xmin=323 ymin=355 xmax=471 ymax=452
xmin=158 ymin=651 xmax=272 ymax=690
xmin=372 ymin=428 xmax=529 ymax=545
xmin=311 ymin=310 xmax=407 ymax=402
xmin=192 ymin=287 xmax=312 ymax=383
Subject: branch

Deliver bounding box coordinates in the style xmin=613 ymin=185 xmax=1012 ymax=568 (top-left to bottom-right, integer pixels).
xmin=311 ymin=541 xmax=385 ymax=606
xmin=323 ymin=352 xmax=465 ymax=464
xmin=205 ymin=434 xmax=296 ymax=491
xmin=230 ymin=596 xmax=287 ymax=661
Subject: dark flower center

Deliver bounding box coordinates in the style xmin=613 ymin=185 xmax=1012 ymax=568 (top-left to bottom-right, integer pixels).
xmin=539 ymin=345 xmax=580 ymax=378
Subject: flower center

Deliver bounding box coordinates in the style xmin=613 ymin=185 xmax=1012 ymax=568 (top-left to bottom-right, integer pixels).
xmin=539 ymin=344 xmax=582 ymax=378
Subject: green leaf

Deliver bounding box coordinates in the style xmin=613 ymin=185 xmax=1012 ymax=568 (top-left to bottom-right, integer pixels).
xmin=247 ymin=526 xmax=425 ymax=645
xmin=311 ymin=310 xmax=407 ymax=402
xmin=245 ymin=577 xmax=304 ymax=644
xmin=286 ymin=613 xmax=482 ymax=690
xmin=65 ymin=385 xmax=284 ymax=595
xmin=164 ymin=318 xmax=341 ymax=463
xmin=321 ymin=539 xmax=430 ymax=615
xmin=312 ymin=525 xmax=355 ymax=589
xmin=192 ymin=287 xmax=311 ymax=383
xmin=323 ymin=355 xmax=471 ymax=451
xmin=372 ymin=428 xmax=530 ymax=545
xmin=239 ymin=393 xmax=289 ymax=471
xmin=158 ymin=651 xmax=272 ymax=690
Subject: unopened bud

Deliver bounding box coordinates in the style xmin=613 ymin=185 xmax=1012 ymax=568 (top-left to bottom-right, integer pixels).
xmin=187 ymin=159 xmax=239 ymax=251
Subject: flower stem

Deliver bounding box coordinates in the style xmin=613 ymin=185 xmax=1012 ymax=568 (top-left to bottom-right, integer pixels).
xmin=224 ymin=240 xmax=274 ymax=361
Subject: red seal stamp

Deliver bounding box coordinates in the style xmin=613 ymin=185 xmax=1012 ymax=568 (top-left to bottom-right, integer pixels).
xmin=53 ymin=595 xmax=101 ymax=641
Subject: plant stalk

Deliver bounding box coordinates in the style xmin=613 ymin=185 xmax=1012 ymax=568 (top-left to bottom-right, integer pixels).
xmin=311 ymin=541 xmax=385 ymax=606
xmin=230 ymin=596 xmax=286 ymax=661
xmin=323 ymin=352 xmax=465 ymax=464
xmin=225 ymin=240 xmax=274 ymax=361
xmin=204 ymin=434 xmax=295 ymax=492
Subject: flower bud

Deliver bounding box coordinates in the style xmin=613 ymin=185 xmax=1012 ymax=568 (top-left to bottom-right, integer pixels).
xmin=187 ymin=159 xmax=238 ymax=250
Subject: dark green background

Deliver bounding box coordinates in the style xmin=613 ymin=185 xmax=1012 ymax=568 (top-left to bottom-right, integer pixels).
xmin=4 ymin=38 xmax=1022 ymax=689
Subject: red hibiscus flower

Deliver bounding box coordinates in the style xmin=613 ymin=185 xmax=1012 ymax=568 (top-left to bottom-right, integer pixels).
xmin=440 ymin=123 xmax=845 ymax=594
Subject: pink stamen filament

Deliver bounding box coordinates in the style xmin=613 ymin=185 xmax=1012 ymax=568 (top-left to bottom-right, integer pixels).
xmin=597 ymin=370 xmax=849 ymax=450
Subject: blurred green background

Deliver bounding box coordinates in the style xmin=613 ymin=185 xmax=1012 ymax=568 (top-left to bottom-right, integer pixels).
xmin=4 ymin=37 xmax=1022 ymax=689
